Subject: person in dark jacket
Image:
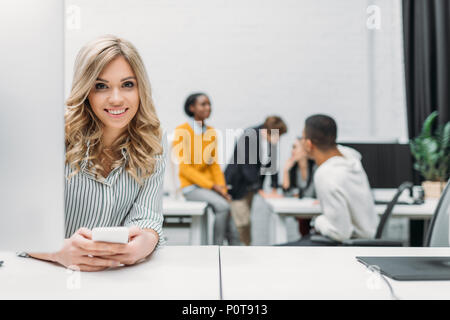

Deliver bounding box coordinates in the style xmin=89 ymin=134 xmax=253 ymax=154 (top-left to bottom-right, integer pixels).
xmin=225 ymin=116 xmax=287 ymax=245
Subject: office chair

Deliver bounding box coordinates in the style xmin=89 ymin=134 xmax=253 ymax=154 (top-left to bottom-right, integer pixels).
xmin=310 ymin=182 xmax=415 ymax=246
xmin=424 ymin=180 xmax=450 ymax=247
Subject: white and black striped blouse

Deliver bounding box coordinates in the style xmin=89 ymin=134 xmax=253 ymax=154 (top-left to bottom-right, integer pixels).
xmin=64 ymin=138 xmax=166 ymax=247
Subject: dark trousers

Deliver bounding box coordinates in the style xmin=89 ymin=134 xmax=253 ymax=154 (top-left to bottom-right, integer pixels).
xmin=297 ymin=218 xmax=312 ymax=236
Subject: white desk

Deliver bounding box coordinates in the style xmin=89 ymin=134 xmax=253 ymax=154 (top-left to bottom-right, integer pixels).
xmin=163 ymin=197 xmax=209 ymax=245
xmin=266 ymin=196 xmax=438 ymax=244
xmin=1 ymin=246 xmax=449 ymax=300
xmin=219 ymin=246 xmax=450 ymax=300
xmin=0 ymin=246 xmax=220 ymax=299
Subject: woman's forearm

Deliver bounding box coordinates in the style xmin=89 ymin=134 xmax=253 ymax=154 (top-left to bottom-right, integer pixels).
xmin=28 ymin=252 xmax=56 ymax=262
xmin=143 ymin=228 xmax=159 ymax=243
xmin=282 ymin=168 xmax=290 ymax=190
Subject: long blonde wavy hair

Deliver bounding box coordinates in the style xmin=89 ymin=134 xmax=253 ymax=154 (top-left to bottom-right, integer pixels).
xmin=65 ymin=35 xmax=162 ymax=184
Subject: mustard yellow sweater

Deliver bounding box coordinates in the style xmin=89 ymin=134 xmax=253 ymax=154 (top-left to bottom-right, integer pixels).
xmin=173 ymin=122 xmax=226 ymax=190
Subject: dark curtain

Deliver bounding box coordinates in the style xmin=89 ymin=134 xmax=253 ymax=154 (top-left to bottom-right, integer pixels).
xmin=403 ymin=0 xmax=450 ymax=137
xmin=402 ymin=0 xmax=450 ymax=246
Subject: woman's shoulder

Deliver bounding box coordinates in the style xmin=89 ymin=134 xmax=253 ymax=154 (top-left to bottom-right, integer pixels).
xmin=64 ymin=162 xmax=83 ymax=181
xmin=65 ymin=162 xmax=75 ymax=173
xmin=175 ymin=122 xmax=191 ymax=130
xmin=173 ymin=123 xmax=193 ymax=141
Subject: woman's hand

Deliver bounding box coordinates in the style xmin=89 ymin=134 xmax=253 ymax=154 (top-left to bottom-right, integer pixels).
xmin=50 ymin=228 xmax=124 ymax=272
xmin=30 ymin=226 xmax=158 ymax=271
xmin=284 ymin=156 xmax=296 ymax=171
xmin=106 ymin=226 xmax=158 ymax=265
xmin=258 ymin=189 xmax=283 ymax=199
xmin=282 ymin=157 xmax=296 ymax=190
xmin=212 ymin=184 xmax=232 ymax=201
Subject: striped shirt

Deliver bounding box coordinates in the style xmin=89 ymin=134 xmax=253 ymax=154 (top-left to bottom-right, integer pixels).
xmin=64 ymin=137 xmax=166 ymax=247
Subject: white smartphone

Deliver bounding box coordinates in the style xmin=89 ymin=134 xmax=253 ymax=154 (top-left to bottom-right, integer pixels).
xmin=92 ymin=227 xmax=129 ymax=244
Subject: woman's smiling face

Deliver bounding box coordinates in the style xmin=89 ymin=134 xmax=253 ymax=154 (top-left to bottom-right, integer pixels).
xmin=88 ymin=55 xmax=140 ymax=132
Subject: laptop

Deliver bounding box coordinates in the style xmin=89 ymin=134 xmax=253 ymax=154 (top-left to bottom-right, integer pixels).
xmin=357 ymin=256 xmax=450 ymax=281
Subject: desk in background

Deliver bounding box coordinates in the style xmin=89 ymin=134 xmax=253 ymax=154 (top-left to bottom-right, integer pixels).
xmin=163 ymin=197 xmax=209 ymax=245
xmin=219 ymin=246 xmax=450 ymax=300
xmin=0 ymin=246 xmax=220 ymax=299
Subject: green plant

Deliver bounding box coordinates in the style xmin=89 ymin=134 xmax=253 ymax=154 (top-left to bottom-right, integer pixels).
xmin=410 ymin=111 xmax=450 ymax=182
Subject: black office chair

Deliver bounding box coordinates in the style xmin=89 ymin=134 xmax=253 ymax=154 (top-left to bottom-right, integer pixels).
xmin=424 ymin=180 xmax=450 ymax=247
xmin=309 ymin=182 xmax=414 ymax=246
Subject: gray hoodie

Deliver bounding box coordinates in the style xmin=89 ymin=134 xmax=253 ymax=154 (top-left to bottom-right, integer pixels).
xmin=313 ymin=146 xmax=378 ymax=241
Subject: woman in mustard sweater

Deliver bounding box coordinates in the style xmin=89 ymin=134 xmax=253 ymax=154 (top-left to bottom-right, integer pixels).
xmin=173 ymin=93 xmax=240 ymax=245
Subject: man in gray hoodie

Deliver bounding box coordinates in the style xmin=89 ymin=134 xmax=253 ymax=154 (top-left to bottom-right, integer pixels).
xmin=283 ymin=114 xmax=378 ymax=246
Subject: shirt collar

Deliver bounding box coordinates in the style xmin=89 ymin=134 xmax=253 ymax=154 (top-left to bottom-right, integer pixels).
xmin=80 ymin=139 xmax=129 ymax=175
xmin=190 ymin=118 xmax=207 ymax=134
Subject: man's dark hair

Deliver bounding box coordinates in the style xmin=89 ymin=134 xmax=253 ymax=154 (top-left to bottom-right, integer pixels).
xmin=304 ymin=114 xmax=337 ymax=150
xmin=262 ymin=115 xmax=288 ymax=135
xmin=184 ymin=92 xmax=209 ymax=117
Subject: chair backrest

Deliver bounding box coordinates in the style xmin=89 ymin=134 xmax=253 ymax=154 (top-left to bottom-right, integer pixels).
xmin=425 ymin=181 xmax=450 ymax=247
xmin=375 ymin=182 xmax=413 ymax=239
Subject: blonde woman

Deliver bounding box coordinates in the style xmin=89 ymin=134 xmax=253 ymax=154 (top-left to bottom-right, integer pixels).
xmin=30 ymin=35 xmax=166 ymax=271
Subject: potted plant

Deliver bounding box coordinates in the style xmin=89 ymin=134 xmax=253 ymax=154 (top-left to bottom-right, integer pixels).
xmin=410 ymin=111 xmax=450 ymax=198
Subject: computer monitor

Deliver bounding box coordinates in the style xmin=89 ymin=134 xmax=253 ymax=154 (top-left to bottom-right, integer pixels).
xmin=0 ymin=0 xmax=65 ymax=251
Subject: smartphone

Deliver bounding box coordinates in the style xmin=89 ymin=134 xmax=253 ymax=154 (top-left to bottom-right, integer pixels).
xmin=92 ymin=227 xmax=129 ymax=244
